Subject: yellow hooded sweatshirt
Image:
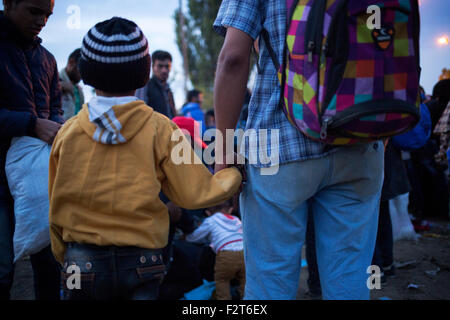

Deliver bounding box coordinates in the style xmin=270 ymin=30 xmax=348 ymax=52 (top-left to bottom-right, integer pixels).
xmin=49 ymin=100 xmax=241 ymax=264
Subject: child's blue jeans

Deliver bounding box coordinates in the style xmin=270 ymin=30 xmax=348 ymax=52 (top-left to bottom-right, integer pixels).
xmin=61 ymin=242 xmax=165 ymax=300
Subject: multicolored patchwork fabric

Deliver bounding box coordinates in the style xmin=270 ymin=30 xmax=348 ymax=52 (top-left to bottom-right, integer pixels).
xmin=279 ymin=0 xmax=421 ymax=145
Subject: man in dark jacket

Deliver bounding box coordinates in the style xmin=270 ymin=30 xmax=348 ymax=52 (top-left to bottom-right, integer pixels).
xmin=136 ymin=50 xmax=177 ymax=119
xmin=0 ymin=0 xmax=63 ymax=300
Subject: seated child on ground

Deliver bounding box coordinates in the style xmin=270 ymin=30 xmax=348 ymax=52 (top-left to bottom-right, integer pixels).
xmin=185 ymin=200 xmax=245 ymax=300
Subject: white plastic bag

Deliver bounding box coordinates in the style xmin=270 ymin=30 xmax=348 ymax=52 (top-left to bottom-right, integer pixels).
xmin=5 ymin=136 xmax=52 ymax=262
xmin=389 ymin=193 xmax=418 ymax=241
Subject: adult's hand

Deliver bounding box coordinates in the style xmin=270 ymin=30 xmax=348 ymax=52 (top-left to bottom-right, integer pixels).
xmin=34 ymin=118 xmax=62 ymax=145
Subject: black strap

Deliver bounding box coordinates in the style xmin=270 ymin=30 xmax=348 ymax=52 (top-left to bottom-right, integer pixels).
xmin=277 ymin=0 xmax=301 ymax=108
xmin=260 ymin=0 xmax=299 ymax=73
xmin=261 ymin=29 xmax=280 ymax=71
xmin=258 ymin=0 xmax=301 ymax=109
xmin=253 ymin=43 xmax=262 ymax=74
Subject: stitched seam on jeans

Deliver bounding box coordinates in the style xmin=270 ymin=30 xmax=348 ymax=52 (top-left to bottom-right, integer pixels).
xmin=61 ymin=272 xmax=95 ymax=281
xmin=136 ymin=265 xmax=165 ymax=275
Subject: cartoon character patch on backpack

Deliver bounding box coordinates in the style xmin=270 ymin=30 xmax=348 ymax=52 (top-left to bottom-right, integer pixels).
xmin=262 ymin=0 xmax=421 ymax=145
xmin=372 ymin=26 xmax=395 ymax=50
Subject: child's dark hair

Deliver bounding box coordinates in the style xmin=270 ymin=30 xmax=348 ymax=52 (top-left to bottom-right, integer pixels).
xmin=207 ymin=199 xmax=233 ymax=215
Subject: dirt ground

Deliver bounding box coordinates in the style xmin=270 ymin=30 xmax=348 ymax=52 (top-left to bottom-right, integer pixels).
xmin=369 ymin=219 xmax=450 ymax=300
xmin=296 ymin=218 xmax=450 ymax=300
xmin=10 ymin=219 xmax=450 ymax=300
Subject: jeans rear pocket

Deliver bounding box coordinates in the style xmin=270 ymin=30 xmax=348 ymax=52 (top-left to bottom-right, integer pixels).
xmin=61 ymin=270 xmax=95 ymax=300
xmin=136 ymin=264 xmax=166 ymax=284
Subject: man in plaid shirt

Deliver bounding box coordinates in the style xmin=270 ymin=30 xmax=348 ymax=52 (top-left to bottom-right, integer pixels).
xmin=213 ymin=0 xmax=385 ymax=300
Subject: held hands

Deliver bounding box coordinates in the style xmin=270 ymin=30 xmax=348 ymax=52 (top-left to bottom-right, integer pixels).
xmin=34 ymin=118 xmax=62 ymax=145
xmin=214 ymin=152 xmax=247 ymax=193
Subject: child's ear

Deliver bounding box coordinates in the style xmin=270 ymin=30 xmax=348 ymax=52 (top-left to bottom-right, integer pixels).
xmin=205 ymin=210 xmax=212 ymax=216
xmin=228 ymin=207 xmax=234 ymax=214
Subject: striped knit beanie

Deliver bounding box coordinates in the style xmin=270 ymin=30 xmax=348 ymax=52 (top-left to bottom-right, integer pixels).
xmin=79 ymin=17 xmax=150 ymax=93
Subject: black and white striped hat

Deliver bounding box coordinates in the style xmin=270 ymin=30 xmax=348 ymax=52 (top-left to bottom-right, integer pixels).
xmin=79 ymin=17 xmax=150 ymax=92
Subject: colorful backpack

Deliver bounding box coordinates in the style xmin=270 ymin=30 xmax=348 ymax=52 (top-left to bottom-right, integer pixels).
xmin=263 ymin=0 xmax=421 ymax=145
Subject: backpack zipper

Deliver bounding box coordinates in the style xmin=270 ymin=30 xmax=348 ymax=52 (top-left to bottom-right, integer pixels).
xmin=307 ymin=41 xmax=315 ymax=62
xmin=321 ymin=100 xmax=420 ymax=140
xmin=320 ymin=118 xmax=331 ymax=140
xmin=320 ymin=0 xmax=348 ymax=140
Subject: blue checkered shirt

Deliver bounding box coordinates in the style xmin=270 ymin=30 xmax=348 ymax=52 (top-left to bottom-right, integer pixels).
xmin=214 ymin=0 xmax=336 ymax=167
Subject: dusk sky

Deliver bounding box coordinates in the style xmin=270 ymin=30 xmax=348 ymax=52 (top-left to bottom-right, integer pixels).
xmin=1 ymin=0 xmax=449 ymax=108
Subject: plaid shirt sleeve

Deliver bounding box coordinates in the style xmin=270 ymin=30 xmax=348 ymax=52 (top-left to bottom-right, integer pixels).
xmin=213 ymin=0 xmax=262 ymax=40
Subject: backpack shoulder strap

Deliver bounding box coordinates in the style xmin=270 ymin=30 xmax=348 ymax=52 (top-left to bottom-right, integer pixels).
xmin=259 ymin=0 xmax=300 ymax=73
xmin=261 ymin=28 xmax=280 ymax=71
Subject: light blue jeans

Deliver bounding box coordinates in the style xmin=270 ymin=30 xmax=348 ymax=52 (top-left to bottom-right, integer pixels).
xmin=240 ymin=141 xmax=384 ymax=300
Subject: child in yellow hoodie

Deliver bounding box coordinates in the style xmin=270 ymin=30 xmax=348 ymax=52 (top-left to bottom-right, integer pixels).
xmin=49 ymin=17 xmax=242 ymax=300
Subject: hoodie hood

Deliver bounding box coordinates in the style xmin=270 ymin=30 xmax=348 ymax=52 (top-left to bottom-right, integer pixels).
xmin=212 ymin=213 xmax=242 ymax=233
xmin=78 ymin=97 xmax=153 ymax=145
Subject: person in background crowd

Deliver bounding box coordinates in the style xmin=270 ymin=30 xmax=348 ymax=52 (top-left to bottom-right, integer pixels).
xmin=0 ymin=0 xmax=63 ymax=301
xmin=186 ymin=200 xmax=245 ymax=300
xmin=410 ymin=79 xmax=450 ymax=221
xmin=136 ymin=50 xmax=177 ymax=119
xmin=427 ymin=79 xmax=450 ymax=132
xmin=59 ymin=48 xmax=84 ymax=120
xmin=172 ymin=116 xmax=210 ymax=170
xmin=433 ymin=101 xmax=450 ymax=170
xmin=181 ymin=89 xmax=206 ymax=134
xmin=204 ymin=109 xmax=216 ymax=147
xmin=205 ymin=109 xmax=216 ymax=130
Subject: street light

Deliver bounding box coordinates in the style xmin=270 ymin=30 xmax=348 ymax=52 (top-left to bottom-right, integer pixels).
xmin=437 ymin=36 xmax=449 ymax=46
